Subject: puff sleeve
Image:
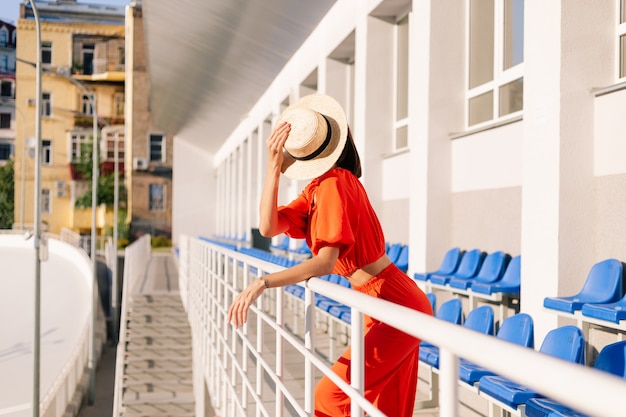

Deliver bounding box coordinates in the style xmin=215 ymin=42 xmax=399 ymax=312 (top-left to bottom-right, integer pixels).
xmin=309 ymin=175 xmax=356 ymax=258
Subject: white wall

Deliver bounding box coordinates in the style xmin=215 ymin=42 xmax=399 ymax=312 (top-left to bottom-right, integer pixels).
xmin=451 ymin=122 xmax=524 ymax=192
xmin=172 ymin=137 xmax=215 ymax=246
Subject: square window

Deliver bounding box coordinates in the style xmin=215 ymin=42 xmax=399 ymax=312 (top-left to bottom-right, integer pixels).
xmin=469 ymin=91 xmax=494 ymax=126
xmin=149 ymin=184 xmax=164 ymax=211
xmin=149 ymin=133 xmax=165 ymax=162
xmin=0 ymin=113 xmax=10 ymax=129
xmin=42 ymin=140 xmax=52 ymax=165
xmin=41 ymin=189 xmax=51 ymax=214
xmin=42 ymin=92 xmax=52 ymax=117
xmin=42 ymin=41 xmax=52 ymax=65
xmin=0 ymin=143 xmax=12 ymax=161
xmin=499 ymin=77 xmax=524 ymax=117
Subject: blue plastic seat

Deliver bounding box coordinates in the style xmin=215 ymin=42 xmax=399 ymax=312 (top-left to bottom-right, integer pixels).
xmin=420 ymin=304 xmax=494 ymax=368
xmin=420 ymin=298 xmax=463 ymax=350
xmin=414 ymin=247 xmax=463 ymax=281
xmin=543 ymin=259 xmax=623 ymax=314
xmin=525 ymin=340 xmax=626 ymax=417
xmin=426 ymin=292 xmax=437 ymax=312
xmin=387 ymin=243 xmax=404 ymax=264
xmin=471 ymin=255 xmax=521 ymax=296
xmin=580 ymin=263 xmax=626 ymax=323
xmin=449 ymin=251 xmax=510 ymax=290
xmin=429 ymin=248 xmax=485 ymax=286
xmin=459 ymin=313 xmax=534 ymax=385
xmin=478 ymin=325 xmax=585 ymax=410
xmin=395 ymin=244 xmax=409 ymax=273
xmin=270 ymin=235 xmax=290 ymax=252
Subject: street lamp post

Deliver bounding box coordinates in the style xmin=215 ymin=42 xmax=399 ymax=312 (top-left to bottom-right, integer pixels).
xmin=17 ymin=55 xmax=100 ymax=407
xmin=27 ymin=2 xmax=42 ymax=417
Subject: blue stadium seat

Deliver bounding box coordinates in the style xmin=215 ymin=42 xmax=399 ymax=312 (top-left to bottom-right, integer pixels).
xmin=426 ymin=292 xmax=437 ymax=313
xmin=429 ymin=248 xmax=485 ymax=286
xmin=459 ymin=313 xmax=534 ymax=385
xmin=414 ymin=247 xmax=463 ymax=282
xmin=449 ymin=251 xmax=510 ymax=290
xmin=420 ymin=302 xmax=491 ymax=368
xmin=580 ymin=296 xmax=626 ymax=324
xmin=395 ymin=244 xmax=409 ymax=273
xmin=525 ymin=340 xmax=626 ymax=417
xmin=543 ymin=259 xmax=623 ymax=314
xmin=387 ymin=243 xmax=404 ymax=264
xmin=471 ymin=255 xmax=521 ymax=296
xmin=478 ymin=325 xmax=585 ymax=410
xmin=270 ymin=235 xmax=290 ymax=252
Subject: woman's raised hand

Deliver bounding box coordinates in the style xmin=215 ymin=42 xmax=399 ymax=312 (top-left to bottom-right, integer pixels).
xmin=266 ymin=121 xmax=291 ymax=173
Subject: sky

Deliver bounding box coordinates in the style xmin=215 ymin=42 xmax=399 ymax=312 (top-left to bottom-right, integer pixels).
xmin=0 ymin=0 xmax=131 ymax=25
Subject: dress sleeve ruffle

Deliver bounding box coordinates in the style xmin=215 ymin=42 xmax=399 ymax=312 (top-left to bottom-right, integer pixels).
xmin=277 ymin=193 xmax=309 ymax=239
xmin=310 ymin=176 xmax=355 ymax=258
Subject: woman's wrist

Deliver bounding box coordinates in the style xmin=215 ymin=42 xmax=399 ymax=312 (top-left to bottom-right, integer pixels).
xmin=260 ymin=277 xmax=270 ymax=289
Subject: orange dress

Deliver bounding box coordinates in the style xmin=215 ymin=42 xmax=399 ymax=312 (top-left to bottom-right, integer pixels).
xmin=278 ymin=168 xmax=433 ymax=417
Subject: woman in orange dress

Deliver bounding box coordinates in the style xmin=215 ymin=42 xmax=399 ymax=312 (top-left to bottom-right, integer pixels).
xmin=227 ymin=94 xmax=433 ymax=416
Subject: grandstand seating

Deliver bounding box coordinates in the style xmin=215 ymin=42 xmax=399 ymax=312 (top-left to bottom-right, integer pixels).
xmin=420 ymin=305 xmax=494 ymax=368
xmin=429 ymin=248 xmax=485 ymax=286
xmin=414 ymin=247 xmax=464 ymax=281
xmin=202 ymin=235 xmax=626 ymax=416
xmin=478 ymin=325 xmax=585 ymax=411
xmin=458 ymin=313 xmax=534 ymax=386
xmin=524 ymin=340 xmax=626 ymax=417
xmin=448 ymin=251 xmax=510 ymax=290
xmin=543 ymin=258 xmax=623 ymax=314
xmin=270 ymin=235 xmax=290 ymax=254
xmin=471 ymin=255 xmax=521 ymax=296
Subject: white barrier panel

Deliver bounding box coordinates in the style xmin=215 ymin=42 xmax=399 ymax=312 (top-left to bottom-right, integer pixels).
xmin=0 ymin=234 xmax=96 ymax=417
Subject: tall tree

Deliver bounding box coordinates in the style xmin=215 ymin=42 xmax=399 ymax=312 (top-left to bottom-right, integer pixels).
xmin=0 ymin=158 xmax=15 ymax=229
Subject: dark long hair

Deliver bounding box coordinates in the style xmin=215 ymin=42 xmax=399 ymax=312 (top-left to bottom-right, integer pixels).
xmin=335 ymin=127 xmax=362 ymax=178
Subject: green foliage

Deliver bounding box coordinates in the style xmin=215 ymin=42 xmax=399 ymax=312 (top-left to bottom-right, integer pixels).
xmin=0 ymin=158 xmax=15 ymax=229
xmin=74 ymin=141 xmax=127 ymax=209
xmin=104 ymin=210 xmax=130 ymax=249
xmin=151 ymin=234 xmax=171 ymax=248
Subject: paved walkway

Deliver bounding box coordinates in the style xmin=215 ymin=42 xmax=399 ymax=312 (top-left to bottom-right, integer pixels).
xmin=116 ymin=251 xmax=195 ymax=417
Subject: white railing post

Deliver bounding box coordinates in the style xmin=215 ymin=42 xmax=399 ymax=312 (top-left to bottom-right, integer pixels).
xmin=439 ymin=348 xmax=459 ymax=417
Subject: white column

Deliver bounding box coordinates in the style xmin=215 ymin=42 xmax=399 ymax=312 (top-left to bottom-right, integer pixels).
xmin=408 ymin=0 xmax=463 ymax=275
xmin=521 ymin=0 xmax=604 ymax=342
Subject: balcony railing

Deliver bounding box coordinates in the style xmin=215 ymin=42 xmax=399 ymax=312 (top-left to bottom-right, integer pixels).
xmin=74 ymin=115 xmax=125 ymax=128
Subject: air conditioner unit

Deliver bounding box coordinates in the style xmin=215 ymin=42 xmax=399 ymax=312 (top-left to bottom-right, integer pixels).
xmin=55 ymin=180 xmax=67 ymax=197
xmin=133 ymin=157 xmax=149 ymax=171
xmin=57 ymin=66 xmax=71 ymax=77
xmin=27 ymin=98 xmax=36 ymax=106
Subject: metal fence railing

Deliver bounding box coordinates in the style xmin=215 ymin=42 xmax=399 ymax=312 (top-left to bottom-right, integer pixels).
xmin=177 ymin=234 xmax=626 ymax=417
xmin=112 ymin=234 xmax=152 ymax=416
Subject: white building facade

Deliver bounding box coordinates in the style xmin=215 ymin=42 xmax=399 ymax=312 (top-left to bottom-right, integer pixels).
xmin=170 ymin=0 xmax=626 ymax=346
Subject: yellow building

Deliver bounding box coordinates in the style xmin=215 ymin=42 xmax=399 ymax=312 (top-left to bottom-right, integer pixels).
xmin=14 ymin=0 xmax=125 ymax=239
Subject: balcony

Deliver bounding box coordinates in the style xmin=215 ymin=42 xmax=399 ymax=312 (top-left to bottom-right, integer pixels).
xmin=74 ymin=115 xmax=125 ymax=128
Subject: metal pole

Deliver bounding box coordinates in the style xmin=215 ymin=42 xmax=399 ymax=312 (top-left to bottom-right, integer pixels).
xmin=28 ymin=2 xmax=42 ymax=416
xmin=112 ymin=131 xmax=119 ymax=345
xmin=88 ymin=93 xmax=98 ymax=404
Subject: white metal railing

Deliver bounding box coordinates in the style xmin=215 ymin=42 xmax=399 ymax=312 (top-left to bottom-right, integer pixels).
xmin=112 ymin=234 xmax=152 ymax=417
xmin=178 ymin=235 xmax=626 ymax=417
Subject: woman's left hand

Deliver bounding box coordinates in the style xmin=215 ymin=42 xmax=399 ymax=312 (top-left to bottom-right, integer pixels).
xmin=227 ymin=278 xmax=267 ymax=328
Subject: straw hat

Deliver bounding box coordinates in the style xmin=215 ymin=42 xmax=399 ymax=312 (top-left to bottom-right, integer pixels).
xmin=278 ymin=94 xmax=348 ymax=181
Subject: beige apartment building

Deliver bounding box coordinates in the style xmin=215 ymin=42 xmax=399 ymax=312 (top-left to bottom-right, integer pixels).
xmin=14 ymin=0 xmax=173 ymax=242
xmin=126 ymin=1 xmax=174 ymax=241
